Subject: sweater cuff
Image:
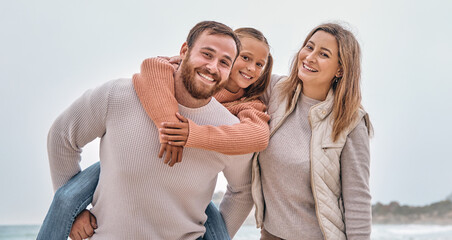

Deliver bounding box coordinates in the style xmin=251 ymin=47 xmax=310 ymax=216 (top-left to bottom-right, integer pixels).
xmin=185 ymin=119 xmax=210 ymax=149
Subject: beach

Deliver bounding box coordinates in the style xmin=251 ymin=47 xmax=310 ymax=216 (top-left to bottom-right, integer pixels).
xmin=2 ymin=224 xmax=452 ymax=239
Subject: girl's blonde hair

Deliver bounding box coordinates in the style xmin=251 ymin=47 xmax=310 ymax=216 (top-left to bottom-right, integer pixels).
xmin=280 ymin=23 xmax=372 ymax=141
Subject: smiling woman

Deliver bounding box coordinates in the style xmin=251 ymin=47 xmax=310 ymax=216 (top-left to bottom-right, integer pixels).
xmin=252 ymin=23 xmax=373 ymax=240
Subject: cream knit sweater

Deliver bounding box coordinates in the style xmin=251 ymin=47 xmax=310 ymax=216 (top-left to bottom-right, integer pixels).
xmin=48 ymin=78 xmax=253 ymax=239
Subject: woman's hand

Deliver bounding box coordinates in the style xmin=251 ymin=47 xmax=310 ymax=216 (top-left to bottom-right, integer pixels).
xmin=69 ymin=209 xmax=97 ymax=240
xmin=159 ymin=113 xmax=189 ymax=146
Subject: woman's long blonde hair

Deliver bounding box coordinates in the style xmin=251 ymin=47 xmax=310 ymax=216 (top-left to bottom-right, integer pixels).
xmin=280 ymin=23 xmax=372 ymax=141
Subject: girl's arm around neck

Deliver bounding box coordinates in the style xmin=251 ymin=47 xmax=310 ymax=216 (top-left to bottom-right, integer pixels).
xmin=185 ymin=99 xmax=270 ymax=155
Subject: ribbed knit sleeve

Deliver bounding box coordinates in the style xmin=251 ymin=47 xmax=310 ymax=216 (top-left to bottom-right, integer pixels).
xmin=133 ymin=57 xmax=179 ymax=142
xmin=341 ymin=118 xmax=372 ymax=239
xmin=47 ymin=81 xmax=112 ymax=191
xmin=185 ymin=99 xmax=270 ymax=155
xmin=220 ymin=154 xmax=254 ymax=238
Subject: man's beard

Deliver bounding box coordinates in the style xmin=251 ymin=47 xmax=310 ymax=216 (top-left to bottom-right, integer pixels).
xmin=180 ymin=52 xmax=226 ymax=99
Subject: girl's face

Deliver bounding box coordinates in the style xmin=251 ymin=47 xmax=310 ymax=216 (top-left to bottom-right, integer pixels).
xmin=297 ymin=31 xmax=342 ymax=98
xmin=226 ymin=37 xmax=269 ymax=93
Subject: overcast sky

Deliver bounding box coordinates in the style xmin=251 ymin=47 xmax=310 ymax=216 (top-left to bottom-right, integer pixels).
xmin=1 ymin=0 xmax=451 ymax=225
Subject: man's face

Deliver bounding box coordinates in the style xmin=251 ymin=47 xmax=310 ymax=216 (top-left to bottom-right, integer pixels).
xmin=179 ymin=31 xmax=237 ymax=99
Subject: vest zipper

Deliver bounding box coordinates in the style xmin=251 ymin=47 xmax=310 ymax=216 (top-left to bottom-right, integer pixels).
xmin=309 ymin=103 xmax=328 ymax=240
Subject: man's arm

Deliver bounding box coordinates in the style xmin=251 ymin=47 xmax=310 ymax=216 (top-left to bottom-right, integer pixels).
xmin=218 ymin=153 xmax=254 ymax=238
xmin=48 ymin=81 xmax=111 ymax=191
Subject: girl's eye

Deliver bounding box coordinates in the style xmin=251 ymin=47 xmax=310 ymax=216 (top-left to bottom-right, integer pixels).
xmin=305 ymin=45 xmax=313 ymax=50
xmin=241 ymin=55 xmax=249 ymax=61
xmin=257 ymin=63 xmax=263 ymax=68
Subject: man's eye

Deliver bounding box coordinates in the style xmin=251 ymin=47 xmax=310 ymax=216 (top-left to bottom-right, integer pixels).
xmin=221 ymin=60 xmax=230 ymax=67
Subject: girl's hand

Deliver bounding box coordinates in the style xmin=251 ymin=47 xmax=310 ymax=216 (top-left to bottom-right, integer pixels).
xmin=159 ymin=112 xmax=189 ymax=146
xmin=157 ymin=55 xmax=181 ymax=70
xmin=158 ymin=143 xmax=183 ymax=167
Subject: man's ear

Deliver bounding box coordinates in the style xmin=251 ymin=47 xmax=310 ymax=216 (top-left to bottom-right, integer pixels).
xmin=180 ymin=42 xmax=188 ymax=59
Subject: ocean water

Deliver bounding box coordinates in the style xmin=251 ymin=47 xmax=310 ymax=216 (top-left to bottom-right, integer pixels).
xmin=1 ymin=224 xmax=452 ymax=239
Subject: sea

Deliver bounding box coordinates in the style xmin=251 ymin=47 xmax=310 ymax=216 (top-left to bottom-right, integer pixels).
xmin=1 ymin=224 xmax=452 ymax=239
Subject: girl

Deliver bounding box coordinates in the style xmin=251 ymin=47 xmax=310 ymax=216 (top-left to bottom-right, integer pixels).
xmin=133 ymin=27 xmax=273 ymax=166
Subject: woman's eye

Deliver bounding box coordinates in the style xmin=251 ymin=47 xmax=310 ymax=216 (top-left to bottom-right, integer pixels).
xmin=321 ymin=52 xmax=329 ymax=58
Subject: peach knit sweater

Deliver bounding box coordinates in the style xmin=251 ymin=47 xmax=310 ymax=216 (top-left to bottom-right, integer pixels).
xmin=133 ymin=58 xmax=270 ymax=155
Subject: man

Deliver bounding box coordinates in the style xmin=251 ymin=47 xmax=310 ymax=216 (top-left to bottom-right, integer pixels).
xmin=46 ymin=21 xmax=253 ymax=239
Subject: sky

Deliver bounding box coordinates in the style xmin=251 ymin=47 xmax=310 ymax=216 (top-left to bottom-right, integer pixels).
xmin=1 ymin=0 xmax=451 ymax=225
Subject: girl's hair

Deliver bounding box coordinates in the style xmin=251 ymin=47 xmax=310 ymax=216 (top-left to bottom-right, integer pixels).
xmin=234 ymin=27 xmax=273 ymax=102
xmin=280 ymin=23 xmax=372 ymax=141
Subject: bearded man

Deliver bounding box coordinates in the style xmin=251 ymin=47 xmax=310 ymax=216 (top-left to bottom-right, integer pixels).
xmin=41 ymin=21 xmax=253 ymax=240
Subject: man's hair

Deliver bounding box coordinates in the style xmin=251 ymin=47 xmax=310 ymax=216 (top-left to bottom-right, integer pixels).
xmin=186 ymin=21 xmax=241 ymax=58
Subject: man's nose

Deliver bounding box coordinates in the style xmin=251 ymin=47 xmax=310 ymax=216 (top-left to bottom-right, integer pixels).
xmin=206 ymin=59 xmax=219 ymax=74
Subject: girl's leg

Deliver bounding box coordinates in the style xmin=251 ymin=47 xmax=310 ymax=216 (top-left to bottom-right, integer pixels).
xmin=203 ymin=201 xmax=231 ymax=240
xmin=37 ymin=162 xmax=100 ymax=240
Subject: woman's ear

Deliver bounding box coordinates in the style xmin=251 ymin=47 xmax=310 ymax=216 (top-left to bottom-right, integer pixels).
xmin=335 ymin=67 xmax=343 ymax=78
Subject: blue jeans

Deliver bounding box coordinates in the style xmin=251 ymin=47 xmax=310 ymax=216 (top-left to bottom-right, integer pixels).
xmin=37 ymin=162 xmax=230 ymax=240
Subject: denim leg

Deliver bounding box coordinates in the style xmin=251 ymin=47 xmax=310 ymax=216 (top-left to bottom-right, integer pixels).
xmin=37 ymin=162 xmax=101 ymax=240
xmin=203 ymin=201 xmax=231 ymax=240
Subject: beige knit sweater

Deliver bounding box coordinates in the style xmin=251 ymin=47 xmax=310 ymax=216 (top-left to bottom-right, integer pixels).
xmin=48 ymin=78 xmax=253 ymax=239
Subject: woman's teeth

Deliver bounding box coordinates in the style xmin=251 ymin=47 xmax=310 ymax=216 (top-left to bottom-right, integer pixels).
xmin=303 ymin=63 xmax=317 ymax=72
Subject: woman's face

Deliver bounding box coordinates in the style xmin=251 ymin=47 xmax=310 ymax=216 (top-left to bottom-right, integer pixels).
xmin=226 ymin=37 xmax=269 ymax=93
xmin=297 ymin=31 xmax=341 ymax=97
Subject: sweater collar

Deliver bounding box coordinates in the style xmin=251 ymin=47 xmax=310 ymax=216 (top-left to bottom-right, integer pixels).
xmin=214 ymin=88 xmax=245 ymax=103
xmin=308 ymin=88 xmax=335 ymax=122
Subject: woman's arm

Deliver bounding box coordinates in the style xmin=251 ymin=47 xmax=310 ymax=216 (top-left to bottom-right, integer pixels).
xmin=341 ymin=118 xmax=372 ymax=239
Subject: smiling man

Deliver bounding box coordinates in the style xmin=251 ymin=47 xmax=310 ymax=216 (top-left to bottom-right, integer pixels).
xmin=43 ymin=21 xmax=253 ymax=239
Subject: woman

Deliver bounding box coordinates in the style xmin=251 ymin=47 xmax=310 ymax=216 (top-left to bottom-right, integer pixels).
xmin=37 ymin=27 xmax=273 ymax=240
xmin=252 ymin=23 xmax=373 ymax=240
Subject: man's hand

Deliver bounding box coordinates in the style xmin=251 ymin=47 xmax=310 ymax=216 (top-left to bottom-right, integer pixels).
xmin=69 ymin=209 xmax=97 ymax=240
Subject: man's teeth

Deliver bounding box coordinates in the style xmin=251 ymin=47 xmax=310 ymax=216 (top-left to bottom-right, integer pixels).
xmin=240 ymin=72 xmax=252 ymax=79
xmin=304 ymin=64 xmax=317 ymax=72
xmin=199 ymin=72 xmax=214 ymax=82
